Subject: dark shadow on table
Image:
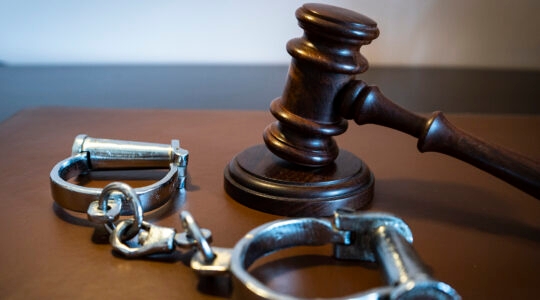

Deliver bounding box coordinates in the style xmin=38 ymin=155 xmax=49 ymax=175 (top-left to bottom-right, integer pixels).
xmin=372 ymin=179 xmax=540 ymax=243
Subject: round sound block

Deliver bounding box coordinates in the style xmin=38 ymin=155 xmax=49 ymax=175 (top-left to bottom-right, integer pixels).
xmin=224 ymin=144 xmax=374 ymax=217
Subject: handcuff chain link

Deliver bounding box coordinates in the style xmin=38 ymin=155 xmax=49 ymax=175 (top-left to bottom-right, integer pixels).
xmin=86 ymin=182 xmax=170 ymax=257
xmin=86 ymin=183 xmax=213 ymax=258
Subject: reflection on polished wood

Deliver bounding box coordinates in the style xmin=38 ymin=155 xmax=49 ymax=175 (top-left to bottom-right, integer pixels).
xmin=0 ymin=108 xmax=538 ymax=299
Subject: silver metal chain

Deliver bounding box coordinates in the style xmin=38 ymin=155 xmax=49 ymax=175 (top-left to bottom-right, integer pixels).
xmin=85 ymin=182 xmax=205 ymax=257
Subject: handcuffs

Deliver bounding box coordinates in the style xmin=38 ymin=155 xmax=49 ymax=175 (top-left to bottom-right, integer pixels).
xmin=50 ymin=135 xmax=461 ymax=300
xmin=50 ymin=134 xmax=188 ymax=215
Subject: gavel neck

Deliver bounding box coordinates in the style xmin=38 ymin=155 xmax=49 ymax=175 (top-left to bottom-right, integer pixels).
xmin=339 ymin=80 xmax=427 ymax=138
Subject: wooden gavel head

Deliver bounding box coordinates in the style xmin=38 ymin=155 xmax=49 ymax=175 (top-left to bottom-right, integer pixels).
xmin=225 ymin=3 xmax=538 ymax=217
xmin=224 ymin=3 xmax=379 ymax=217
xmin=263 ymin=3 xmax=379 ymax=167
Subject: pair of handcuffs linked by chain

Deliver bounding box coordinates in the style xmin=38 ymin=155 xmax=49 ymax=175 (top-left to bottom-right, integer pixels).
xmin=50 ymin=135 xmax=461 ymax=300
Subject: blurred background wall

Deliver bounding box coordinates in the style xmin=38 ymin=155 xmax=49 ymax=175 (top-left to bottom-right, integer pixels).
xmin=1 ymin=0 xmax=539 ymax=122
xmin=1 ymin=0 xmax=539 ymax=69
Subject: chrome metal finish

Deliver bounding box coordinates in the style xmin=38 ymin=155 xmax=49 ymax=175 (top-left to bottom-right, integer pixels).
xmin=50 ymin=134 xmax=188 ymax=214
xmin=87 ymin=182 xmax=144 ymax=239
xmin=209 ymin=210 xmax=460 ymax=300
xmin=61 ymin=194 xmax=461 ymax=298
xmin=180 ymin=211 xmax=216 ymax=263
xmin=333 ymin=208 xmax=413 ymax=262
xmin=71 ymin=134 xmax=188 ymax=172
xmin=230 ymin=217 xmax=347 ymax=271
xmin=174 ymin=228 xmax=212 ymax=247
xmin=86 ymin=197 xmax=122 ymax=224
xmin=373 ymin=226 xmax=460 ymax=300
xmin=190 ymin=247 xmax=232 ymax=276
xmin=228 ymin=217 xmax=347 ymax=300
xmin=111 ymin=220 xmax=176 ymax=258
xmin=177 ymin=211 xmax=230 ymax=276
xmin=170 ymin=139 xmax=189 ymax=189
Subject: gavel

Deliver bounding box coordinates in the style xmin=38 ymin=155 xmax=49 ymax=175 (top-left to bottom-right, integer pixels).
xmin=224 ymin=3 xmax=539 ymax=217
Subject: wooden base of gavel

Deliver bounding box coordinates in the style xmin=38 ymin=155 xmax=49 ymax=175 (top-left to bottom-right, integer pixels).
xmin=224 ymin=3 xmax=540 ymax=217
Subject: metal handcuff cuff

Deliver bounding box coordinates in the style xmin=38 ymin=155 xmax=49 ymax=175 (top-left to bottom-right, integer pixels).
xmin=50 ymin=134 xmax=188 ymax=214
xmin=50 ymin=134 xmax=188 ymax=241
xmin=50 ymin=135 xmax=460 ymax=300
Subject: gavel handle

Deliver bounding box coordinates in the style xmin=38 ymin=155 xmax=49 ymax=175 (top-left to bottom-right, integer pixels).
xmin=340 ymin=80 xmax=540 ymax=199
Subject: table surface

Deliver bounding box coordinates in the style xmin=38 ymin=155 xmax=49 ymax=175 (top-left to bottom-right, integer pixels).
xmin=0 ymin=107 xmax=538 ymax=299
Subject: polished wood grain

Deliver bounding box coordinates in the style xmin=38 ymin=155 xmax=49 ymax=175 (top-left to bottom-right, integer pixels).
xmin=224 ymin=4 xmax=381 ymax=216
xmin=340 ymin=81 xmax=540 ymax=198
xmin=224 ymin=144 xmax=373 ymax=216
xmin=226 ymin=3 xmax=539 ymax=217
xmin=0 ymin=108 xmax=538 ymax=299
xmin=263 ymin=3 xmax=378 ymax=166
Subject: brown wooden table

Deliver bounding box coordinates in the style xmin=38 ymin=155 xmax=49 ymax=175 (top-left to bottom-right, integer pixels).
xmin=0 ymin=107 xmax=538 ymax=299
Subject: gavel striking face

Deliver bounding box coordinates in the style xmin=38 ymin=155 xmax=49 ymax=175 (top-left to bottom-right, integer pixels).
xmin=225 ymin=3 xmax=539 ymax=217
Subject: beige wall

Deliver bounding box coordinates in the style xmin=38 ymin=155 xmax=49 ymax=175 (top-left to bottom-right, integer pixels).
xmin=357 ymin=0 xmax=540 ymax=70
xmin=0 ymin=0 xmax=538 ymax=69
